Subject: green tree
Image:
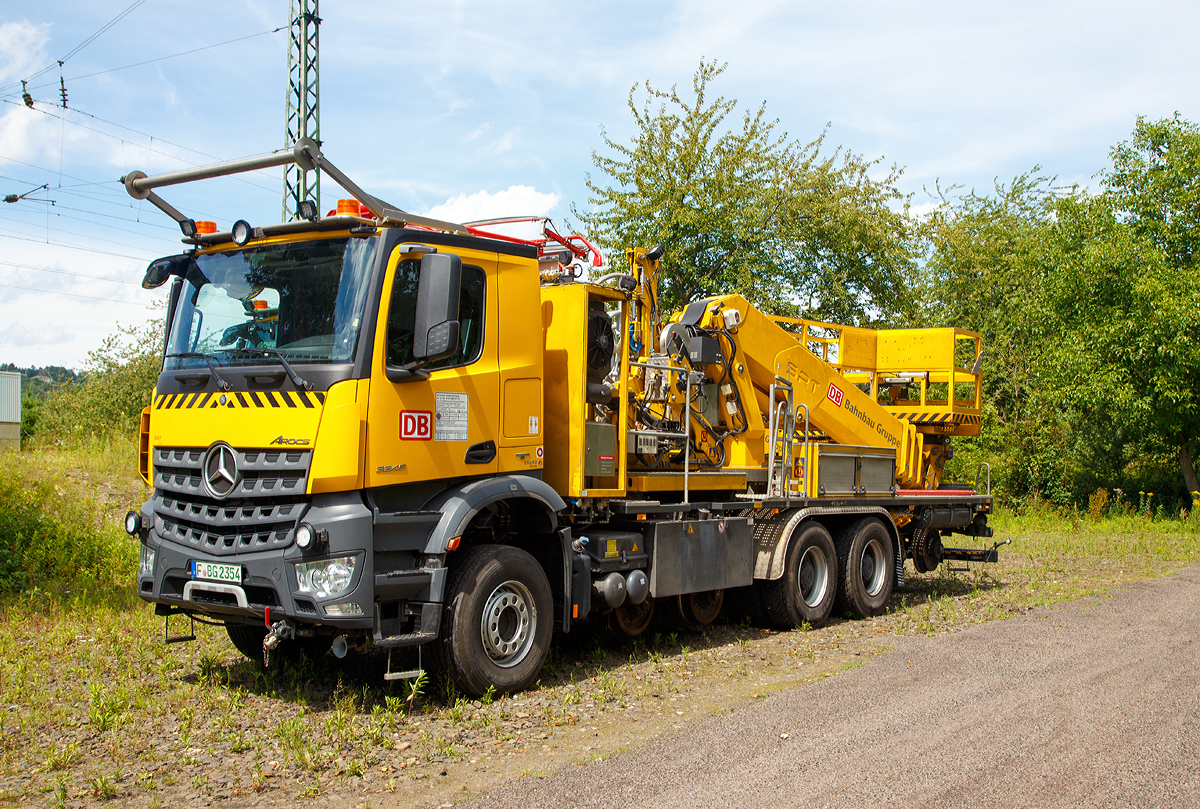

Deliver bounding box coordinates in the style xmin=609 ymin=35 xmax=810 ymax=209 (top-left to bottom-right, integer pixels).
xmin=920 ymin=172 xmax=1083 ymax=503
xmin=577 ymin=60 xmax=918 ymax=324
xmin=37 ymin=319 xmax=162 ymax=442
xmin=1101 ymin=114 xmax=1200 ymax=496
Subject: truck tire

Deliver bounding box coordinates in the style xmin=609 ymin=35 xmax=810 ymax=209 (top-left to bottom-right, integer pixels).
xmin=835 ymin=517 xmax=895 ymax=618
xmin=612 ymin=598 xmax=655 ymax=636
xmin=434 ymin=544 xmax=553 ymax=697
xmin=763 ymin=520 xmax=837 ymax=628
xmin=227 ymin=624 xmax=267 ymax=663
xmin=677 ymin=589 xmax=724 ymax=626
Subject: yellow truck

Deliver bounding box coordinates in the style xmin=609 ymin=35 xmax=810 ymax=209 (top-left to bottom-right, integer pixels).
xmin=122 ymin=140 xmax=1000 ymax=695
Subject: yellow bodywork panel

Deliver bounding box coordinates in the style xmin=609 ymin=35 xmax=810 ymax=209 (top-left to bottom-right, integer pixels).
xmin=541 ymin=283 xmax=628 ymax=498
xmin=309 ymin=379 xmax=368 ymax=494
xmin=148 ymin=388 xmax=325 ymax=450
xmin=627 ymin=471 xmax=747 ymax=493
xmin=495 ymin=252 xmax=545 ymax=475
xmin=364 ymin=243 xmax=501 ymax=488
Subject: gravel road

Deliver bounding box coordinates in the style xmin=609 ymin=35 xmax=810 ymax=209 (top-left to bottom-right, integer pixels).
xmin=465 ymin=564 xmax=1200 ymax=809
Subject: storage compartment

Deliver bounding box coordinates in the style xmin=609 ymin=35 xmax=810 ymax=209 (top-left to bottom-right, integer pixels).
xmin=648 ymin=518 xmax=752 ymax=597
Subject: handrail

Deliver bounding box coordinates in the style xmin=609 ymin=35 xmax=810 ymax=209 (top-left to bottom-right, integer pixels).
xmin=975 ymin=461 xmax=992 ymax=496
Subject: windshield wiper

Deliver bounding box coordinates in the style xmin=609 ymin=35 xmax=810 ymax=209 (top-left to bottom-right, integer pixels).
xmin=227 ymin=347 xmax=312 ymax=391
xmin=165 ymin=352 xmax=232 ymax=391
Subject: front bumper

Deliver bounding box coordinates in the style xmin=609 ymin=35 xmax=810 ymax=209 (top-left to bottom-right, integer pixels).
xmin=137 ymin=491 xmax=376 ymax=630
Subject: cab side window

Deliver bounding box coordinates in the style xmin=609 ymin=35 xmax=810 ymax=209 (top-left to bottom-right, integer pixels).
xmin=386 ymin=258 xmax=486 ymax=369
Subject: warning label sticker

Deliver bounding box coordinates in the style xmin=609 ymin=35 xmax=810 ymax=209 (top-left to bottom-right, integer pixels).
xmin=434 ymin=392 xmax=469 ymax=441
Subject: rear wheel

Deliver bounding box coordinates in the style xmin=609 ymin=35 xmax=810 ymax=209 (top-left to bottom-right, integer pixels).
xmin=763 ymin=521 xmax=837 ymax=628
xmin=434 ymin=544 xmax=553 ymax=697
xmin=613 ymin=598 xmax=655 ymax=636
xmin=677 ymin=589 xmax=724 ymax=626
xmin=835 ymin=518 xmax=895 ymax=618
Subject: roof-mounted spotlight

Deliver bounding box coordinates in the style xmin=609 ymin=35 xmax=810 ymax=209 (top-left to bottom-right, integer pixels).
xmin=179 ymin=219 xmax=197 ymax=238
xmin=297 ymin=200 xmax=319 ymax=222
xmin=231 ymin=219 xmax=254 ymax=246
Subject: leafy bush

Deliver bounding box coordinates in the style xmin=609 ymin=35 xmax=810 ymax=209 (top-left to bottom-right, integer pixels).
xmin=0 ymin=466 xmax=136 ymax=596
xmin=34 ymin=320 xmax=161 ymax=444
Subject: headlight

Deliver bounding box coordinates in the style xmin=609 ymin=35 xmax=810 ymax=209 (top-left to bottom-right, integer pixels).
xmin=139 ymin=545 xmax=156 ymax=577
xmin=295 ymin=556 xmax=357 ymax=599
xmin=125 ymin=510 xmax=142 ymax=535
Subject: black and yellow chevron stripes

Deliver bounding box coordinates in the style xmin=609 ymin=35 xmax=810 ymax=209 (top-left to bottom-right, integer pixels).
xmin=890 ymin=411 xmax=981 ymax=425
xmin=153 ymin=390 xmax=327 ymax=410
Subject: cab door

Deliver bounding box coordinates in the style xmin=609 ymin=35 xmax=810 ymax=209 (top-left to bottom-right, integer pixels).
xmin=365 ymin=243 xmax=499 ymax=488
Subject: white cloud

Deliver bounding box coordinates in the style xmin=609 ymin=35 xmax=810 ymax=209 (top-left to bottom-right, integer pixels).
xmin=0 ymin=20 xmax=49 ymax=86
xmin=0 ymin=321 xmax=74 ymax=349
xmin=487 ymin=127 xmax=521 ymax=155
xmin=423 ymin=185 xmax=560 ymax=238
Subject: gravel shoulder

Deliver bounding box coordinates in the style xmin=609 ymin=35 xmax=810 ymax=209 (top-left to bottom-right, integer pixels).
xmin=465 ymin=563 xmax=1200 ymax=809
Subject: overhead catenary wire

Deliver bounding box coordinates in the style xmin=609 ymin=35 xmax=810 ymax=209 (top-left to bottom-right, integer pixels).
xmin=1 ymin=27 xmax=287 ymax=99
xmin=1 ymin=99 xmax=281 ymax=195
xmin=0 ymin=230 xmax=154 ymax=262
xmin=0 ymin=0 xmax=148 ymax=94
xmin=0 ymin=260 xmax=141 ymax=285
xmin=0 ymin=205 xmax=183 ymax=247
xmin=0 ymin=281 xmax=150 ymax=306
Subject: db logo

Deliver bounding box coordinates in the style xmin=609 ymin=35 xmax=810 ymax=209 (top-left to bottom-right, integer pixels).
xmin=400 ymin=411 xmax=432 ymax=440
xmin=826 ymin=383 xmax=845 ymax=407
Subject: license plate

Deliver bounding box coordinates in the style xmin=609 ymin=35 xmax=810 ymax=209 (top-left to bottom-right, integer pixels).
xmin=191 ymin=561 xmax=242 ymax=583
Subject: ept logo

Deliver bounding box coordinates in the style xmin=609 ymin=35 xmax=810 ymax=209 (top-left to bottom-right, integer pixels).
xmin=400 ymin=411 xmax=432 ymax=440
xmin=826 ymin=383 xmax=845 ymax=407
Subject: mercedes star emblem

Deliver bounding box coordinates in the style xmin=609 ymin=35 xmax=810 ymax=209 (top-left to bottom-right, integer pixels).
xmin=203 ymin=443 xmax=239 ymax=499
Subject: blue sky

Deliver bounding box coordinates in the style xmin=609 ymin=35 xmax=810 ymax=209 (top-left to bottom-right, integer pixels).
xmin=1 ymin=0 xmax=1197 ymax=368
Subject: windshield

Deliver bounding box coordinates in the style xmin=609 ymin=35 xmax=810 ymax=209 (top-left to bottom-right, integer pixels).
xmin=163 ymin=237 xmax=376 ymax=370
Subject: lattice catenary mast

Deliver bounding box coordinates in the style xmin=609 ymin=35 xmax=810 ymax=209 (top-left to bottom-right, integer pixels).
xmin=282 ymin=0 xmax=320 ymax=221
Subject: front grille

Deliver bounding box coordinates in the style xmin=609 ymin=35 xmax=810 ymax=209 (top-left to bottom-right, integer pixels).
xmin=153 ymin=447 xmax=311 ymax=499
xmin=151 ymin=446 xmax=311 ymax=557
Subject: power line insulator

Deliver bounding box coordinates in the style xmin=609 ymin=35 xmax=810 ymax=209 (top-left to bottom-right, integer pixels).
xmin=20 ymin=80 xmax=33 ymax=108
xmin=59 ymin=76 xmax=68 ymax=109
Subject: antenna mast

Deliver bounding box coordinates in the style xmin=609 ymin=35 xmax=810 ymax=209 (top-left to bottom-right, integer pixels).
xmin=282 ymin=0 xmax=320 ymax=220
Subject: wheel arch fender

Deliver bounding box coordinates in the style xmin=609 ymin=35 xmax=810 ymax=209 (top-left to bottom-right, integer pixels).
xmin=420 ymin=475 xmax=567 ymax=554
xmin=755 ymin=506 xmax=901 ymax=581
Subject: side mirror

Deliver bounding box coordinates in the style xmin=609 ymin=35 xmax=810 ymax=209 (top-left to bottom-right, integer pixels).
xmin=142 ymin=254 xmax=192 ymax=289
xmin=411 ymin=252 xmax=461 ymax=365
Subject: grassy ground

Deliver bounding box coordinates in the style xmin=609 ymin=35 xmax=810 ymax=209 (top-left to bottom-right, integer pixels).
xmin=1 ymin=441 xmax=1198 ymax=807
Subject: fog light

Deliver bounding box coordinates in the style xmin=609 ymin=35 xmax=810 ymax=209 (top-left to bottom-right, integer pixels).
xmin=295 ymin=522 xmax=315 ymax=550
xmin=139 ymin=545 xmax=156 ymax=577
xmin=125 ymin=510 xmax=142 ymax=535
xmin=295 ymin=556 xmax=357 ymax=599
xmin=324 ymin=602 xmax=363 ymax=617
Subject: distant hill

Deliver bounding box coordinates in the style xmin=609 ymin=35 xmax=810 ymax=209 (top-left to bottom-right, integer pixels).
xmin=0 ymin=364 xmax=81 ymax=400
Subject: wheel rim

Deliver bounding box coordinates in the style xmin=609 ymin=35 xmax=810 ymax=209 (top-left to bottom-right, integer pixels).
xmin=797 ymin=545 xmax=829 ymax=607
xmin=685 ymin=590 xmax=724 ymax=624
xmin=860 ymin=538 xmax=887 ymax=597
xmin=480 ymin=580 xmax=536 ymax=668
xmin=615 ymin=599 xmax=655 ymax=636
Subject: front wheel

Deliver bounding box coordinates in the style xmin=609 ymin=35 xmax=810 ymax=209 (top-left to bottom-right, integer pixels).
xmin=763 ymin=520 xmax=837 ymax=628
xmin=835 ymin=518 xmax=895 ymax=618
xmin=434 ymin=544 xmax=553 ymax=697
